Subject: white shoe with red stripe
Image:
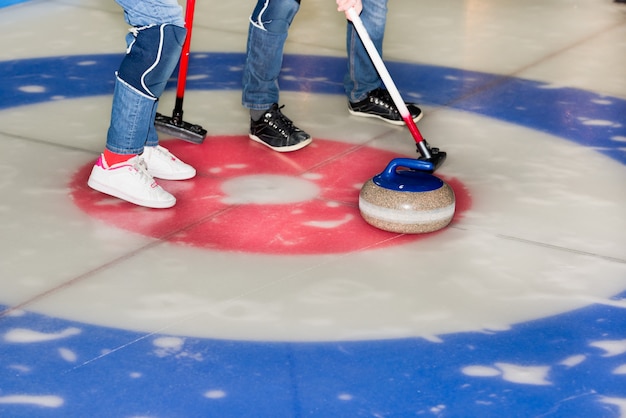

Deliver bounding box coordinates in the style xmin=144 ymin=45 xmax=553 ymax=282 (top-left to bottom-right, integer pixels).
xmin=87 ymin=154 xmax=176 ymax=208
xmin=142 ymin=145 xmax=196 ymax=180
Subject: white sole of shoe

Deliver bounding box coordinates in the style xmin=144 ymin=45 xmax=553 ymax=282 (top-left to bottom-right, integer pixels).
xmin=249 ymin=134 xmax=313 ymax=153
xmin=87 ymin=177 xmax=176 ymax=209
xmin=348 ymin=108 xmax=424 ymax=126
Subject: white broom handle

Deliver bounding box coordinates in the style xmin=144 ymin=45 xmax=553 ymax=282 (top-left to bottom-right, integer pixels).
xmin=347 ymin=7 xmax=410 ymax=119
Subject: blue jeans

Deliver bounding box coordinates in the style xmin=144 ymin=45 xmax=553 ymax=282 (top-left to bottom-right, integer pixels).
xmin=345 ymin=0 xmax=388 ymax=102
xmin=106 ymin=0 xmax=185 ymax=155
xmin=242 ymin=0 xmax=388 ymax=109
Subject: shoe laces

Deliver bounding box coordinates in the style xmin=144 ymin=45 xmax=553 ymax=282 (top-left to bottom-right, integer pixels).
xmin=370 ymin=88 xmax=399 ymax=114
xmin=130 ymin=157 xmax=158 ymax=187
xmin=264 ymin=105 xmax=300 ymax=138
xmin=151 ymin=145 xmax=177 ymax=162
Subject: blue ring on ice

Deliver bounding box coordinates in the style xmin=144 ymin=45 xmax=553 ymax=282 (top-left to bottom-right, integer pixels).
xmin=0 ymin=0 xmax=30 ymax=8
xmin=0 ymin=53 xmax=625 ymax=417
xmin=1 ymin=53 xmax=624 ymax=163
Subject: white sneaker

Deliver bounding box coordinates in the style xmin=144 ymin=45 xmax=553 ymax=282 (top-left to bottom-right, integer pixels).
xmin=142 ymin=145 xmax=196 ymax=180
xmin=87 ymin=154 xmax=176 ymax=209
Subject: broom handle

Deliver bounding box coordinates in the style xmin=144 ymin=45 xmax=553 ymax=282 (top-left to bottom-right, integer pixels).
xmin=347 ymin=7 xmax=430 ymax=158
xmin=174 ymin=0 xmax=196 ymax=113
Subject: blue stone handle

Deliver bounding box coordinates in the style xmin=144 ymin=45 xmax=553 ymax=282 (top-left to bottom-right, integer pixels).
xmin=381 ymin=158 xmax=434 ymax=180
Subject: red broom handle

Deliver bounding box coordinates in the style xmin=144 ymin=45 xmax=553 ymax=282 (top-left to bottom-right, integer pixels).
xmin=176 ymin=0 xmax=196 ymax=99
xmin=347 ymin=8 xmax=431 ymax=159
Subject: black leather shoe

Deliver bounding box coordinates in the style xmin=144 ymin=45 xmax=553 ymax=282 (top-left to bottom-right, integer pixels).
xmin=348 ymin=88 xmax=423 ymax=125
xmin=249 ymin=104 xmax=312 ymax=152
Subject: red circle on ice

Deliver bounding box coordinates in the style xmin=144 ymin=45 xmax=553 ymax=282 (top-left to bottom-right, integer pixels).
xmin=70 ymin=137 xmax=471 ymax=255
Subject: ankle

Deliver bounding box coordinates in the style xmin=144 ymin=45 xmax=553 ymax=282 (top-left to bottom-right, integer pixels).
xmin=250 ymin=108 xmax=269 ymax=122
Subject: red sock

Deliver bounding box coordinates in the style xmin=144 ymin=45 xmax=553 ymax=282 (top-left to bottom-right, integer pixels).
xmin=103 ymin=149 xmax=136 ymax=167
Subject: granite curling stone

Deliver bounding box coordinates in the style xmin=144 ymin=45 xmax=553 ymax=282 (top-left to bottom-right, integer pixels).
xmin=359 ymin=158 xmax=455 ymax=234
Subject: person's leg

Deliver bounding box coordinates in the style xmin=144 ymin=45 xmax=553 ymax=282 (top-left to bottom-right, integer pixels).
xmin=108 ymin=0 xmax=186 ymax=155
xmin=345 ymin=0 xmax=387 ymax=102
xmin=242 ymin=0 xmax=311 ymax=152
xmin=88 ymin=0 xmax=193 ymax=208
xmin=344 ymin=0 xmax=422 ymax=125
xmin=242 ymin=0 xmax=298 ymax=110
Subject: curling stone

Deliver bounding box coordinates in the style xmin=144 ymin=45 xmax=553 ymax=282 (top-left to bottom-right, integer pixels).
xmin=359 ymin=158 xmax=455 ymax=234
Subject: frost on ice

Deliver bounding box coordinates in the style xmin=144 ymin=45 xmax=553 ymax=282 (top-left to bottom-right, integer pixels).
xmin=0 ymin=395 xmax=63 ymax=408
xmin=3 ymin=327 xmax=81 ymax=343
xmin=462 ymin=362 xmax=551 ymax=385
xmin=590 ymin=339 xmax=626 ymax=357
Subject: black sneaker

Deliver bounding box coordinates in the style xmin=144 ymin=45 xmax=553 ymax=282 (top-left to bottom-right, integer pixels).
xmin=249 ymin=104 xmax=312 ymax=152
xmin=348 ymin=88 xmax=423 ymax=126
